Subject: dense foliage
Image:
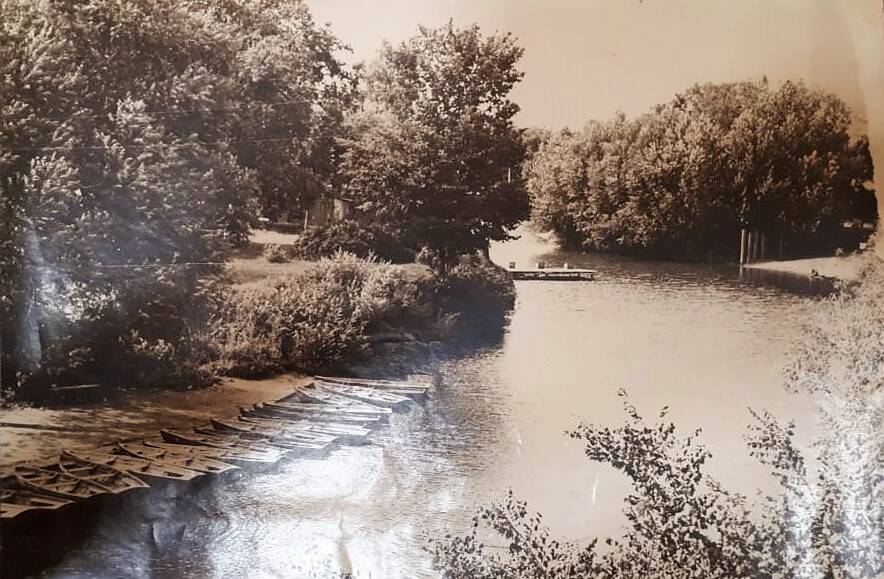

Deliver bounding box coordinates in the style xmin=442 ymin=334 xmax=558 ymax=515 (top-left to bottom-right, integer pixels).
xmin=433 ymin=255 xmax=517 ymax=340
xmin=293 ymin=220 xmax=414 ymax=263
xmin=207 ymin=252 xmax=419 ymax=377
xmin=338 ymin=22 xmax=530 ymax=268
xmin=0 ymin=0 xmax=352 ymax=392
xmin=526 ymin=80 xmax=876 ymax=259
xmin=433 ymin=258 xmax=884 ymax=578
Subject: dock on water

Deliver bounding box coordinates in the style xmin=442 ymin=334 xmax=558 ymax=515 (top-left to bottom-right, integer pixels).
xmin=507 ymin=262 xmax=597 ymax=281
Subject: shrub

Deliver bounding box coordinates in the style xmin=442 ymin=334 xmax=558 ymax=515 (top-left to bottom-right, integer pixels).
xmin=293 ymin=220 xmax=413 ymax=263
xmin=263 ymin=243 xmax=291 ymax=263
xmin=19 ymin=269 xmax=219 ymax=397
xmin=208 ymin=252 xmax=418 ymax=377
xmin=431 ymin=394 xmax=761 ymax=578
xmin=432 ymin=258 xmax=884 ymax=579
xmin=434 ymin=255 xmax=516 ymax=335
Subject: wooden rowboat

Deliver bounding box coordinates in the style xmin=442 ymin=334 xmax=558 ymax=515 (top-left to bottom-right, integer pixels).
xmin=251 ymin=403 xmax=383 ymax=425
xmin=15 ymin=465 xmax=112 ymax=500
xmin=194 ymin=425 xmax=331 ymax=450
xmin=209 ymin=418 xmax=338 ymax=445
xmin=241 ymin=405 xmax=375 ymax=426
xmin=56 ymin=454 xmax=150 ymax=493
xmin=1 ymin=488 xmax=73 ymax=520
xmin=315 ymin=375 xmax=431 ymax=388
xmin=193 ymin=427 xmax=330 ymax=456
xmin=289 ymin=388 xmax=394 ymax=415
xmin=143 ymin=440 xmax=279 ymax=465
xmin=264 ymin=400 xmax=389 ymax=420
xmin=117 ymin=442 xmax=239 ymax=475
xmin=64 ymin=450 xmax=204 ymax=483
xmin=314 ymin=375 xmax=430 ymax=398
xmin=237 ymin=414 xmax=372 ymax=443
xmin=312 ymin=382 xmax=412 ymax=410
xmin=159 ymin=430 xmax=286 ymax=462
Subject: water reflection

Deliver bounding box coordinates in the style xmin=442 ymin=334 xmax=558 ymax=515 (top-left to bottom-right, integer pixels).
xmin=37 ymin=228 xmax=823 ymax=578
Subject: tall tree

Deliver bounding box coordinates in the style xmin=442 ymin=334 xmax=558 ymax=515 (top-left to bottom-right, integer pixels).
xmin=339 ymin=22 xmax=530 ymax=268
xmin=0 ymin=0 xmax=352 ymax=392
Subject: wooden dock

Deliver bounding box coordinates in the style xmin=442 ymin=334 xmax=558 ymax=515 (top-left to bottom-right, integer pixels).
xmin=509 ymin=267 xmax=597 ymax=281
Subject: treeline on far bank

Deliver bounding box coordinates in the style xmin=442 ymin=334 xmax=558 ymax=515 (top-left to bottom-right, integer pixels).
xmin=525 ymin=80 xmax=877 ymax=260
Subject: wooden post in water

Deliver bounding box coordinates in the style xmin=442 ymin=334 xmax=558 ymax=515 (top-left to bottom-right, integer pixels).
xmin=739 ymin=228 xmax=748 ymax=265
xmin=760 ymin=233 xmax=767 ymax=261
xmin=746 ymin=231 xmax=754 ymax=264
xmin=752 ymin=231 xmax=761 ymax=262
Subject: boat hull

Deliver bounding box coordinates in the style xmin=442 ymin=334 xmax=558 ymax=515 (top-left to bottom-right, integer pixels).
xmin=56 ymin=454 xmax=149 ymax=494
xmin=312 ymin=383 xmax=412 ymax=410
xmin=192 ymin=427 xmax=331 ymax=458
xmin=117 ymin=442 xmax=239 ymax=475
xmin=64 ymin=451 xmax=204 ymax=483
xmin=0 ymin=489 xmax=73 ymax=520
xmin=210 ymin=418 xmax=338 ymax=446
xmin=156 ymin=432 xmax=285 ymax=464
xmin=314 ymin=376 xmax=429 ymax=400
xmin=237 ymin=413 xmax=372 ymax=444
xmin=263 ymin=401 xmax=388 ymax=422
xmin=14 ymin=466 xmax=112 ymax=501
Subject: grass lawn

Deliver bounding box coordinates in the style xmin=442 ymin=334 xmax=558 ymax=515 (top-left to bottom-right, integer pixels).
xmin=226 ymin=236 xmax=432 ymax=288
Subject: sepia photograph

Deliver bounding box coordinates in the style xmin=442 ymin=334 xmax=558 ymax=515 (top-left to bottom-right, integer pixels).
xmin=1 ymin=0 xmax=882 ymax=577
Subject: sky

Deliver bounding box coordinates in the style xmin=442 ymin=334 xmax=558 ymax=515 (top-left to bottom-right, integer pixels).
xmin=309 ymin=0 xmax=873 ymax=130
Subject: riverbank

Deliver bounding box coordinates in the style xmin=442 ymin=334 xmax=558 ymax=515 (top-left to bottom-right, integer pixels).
xmin=1 ymin=251 xmax=514 ymax=466
xmin=0 ymin=303 xmax=507 ymax=468
xmin=3 ymin=229 xmax=835 ymax=578
xmin=4 ymin=243 xmax=513 ymax=405
xmin=743 ymin=253 xmax=868 ymax=281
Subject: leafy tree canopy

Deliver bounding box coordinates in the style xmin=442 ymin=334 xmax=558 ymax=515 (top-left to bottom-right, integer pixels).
xmin=339 ymin=22 xmax=530 ymax=268
xmin=526 ymin=80 xmax=876 ymax=259
xmin=0 ymin=0 xmax=352 ymax=388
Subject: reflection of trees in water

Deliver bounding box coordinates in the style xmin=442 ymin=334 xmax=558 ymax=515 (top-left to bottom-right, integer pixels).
xmin=432 ymin=259 xmax=883 ymax=578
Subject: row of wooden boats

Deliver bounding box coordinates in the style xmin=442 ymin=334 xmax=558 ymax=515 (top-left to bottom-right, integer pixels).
xmin=1 ymin=375 xmax=431 ymax=521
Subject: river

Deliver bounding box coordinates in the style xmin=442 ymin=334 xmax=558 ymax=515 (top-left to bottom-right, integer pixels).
xmin=36 ymin=227 xmax=821 ymax=578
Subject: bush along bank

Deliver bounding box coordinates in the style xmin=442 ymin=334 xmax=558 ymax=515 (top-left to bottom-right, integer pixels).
xmin=3 ymin=252 xmax=515 ymax=403
xmin=207 ymin=252 xmax=515 ymax=380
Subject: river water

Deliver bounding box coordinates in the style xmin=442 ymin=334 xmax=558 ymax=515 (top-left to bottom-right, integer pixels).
xmin=41 ymin=227 xmax=821 ymax=578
